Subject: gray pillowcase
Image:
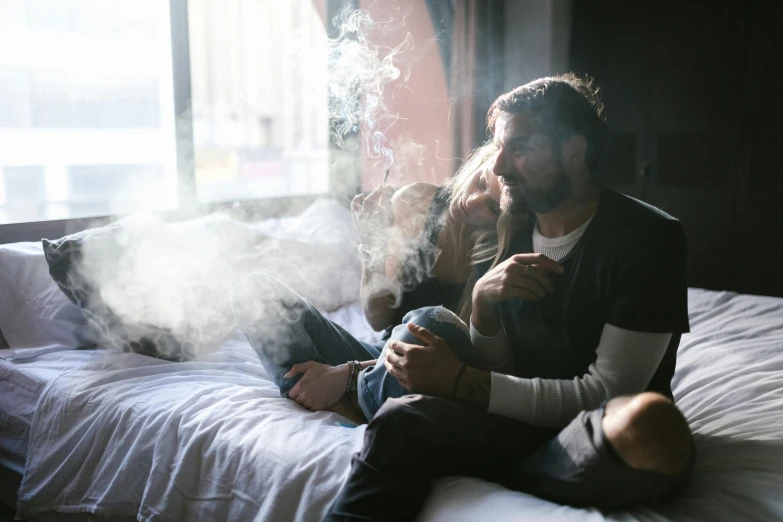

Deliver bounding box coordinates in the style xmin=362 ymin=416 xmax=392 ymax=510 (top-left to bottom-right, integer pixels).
xmin=42 ymin=226 xmax=190 ymax=361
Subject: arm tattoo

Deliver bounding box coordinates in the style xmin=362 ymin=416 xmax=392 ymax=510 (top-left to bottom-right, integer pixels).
xmin=455 ymin=367 xmax=491 ymax=410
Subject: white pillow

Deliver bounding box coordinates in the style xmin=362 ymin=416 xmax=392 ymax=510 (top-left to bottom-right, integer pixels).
xmin=182 ymin=201 xmax=362 ymax=311
xmin=0 ymin=242 xmax=87 ymax=354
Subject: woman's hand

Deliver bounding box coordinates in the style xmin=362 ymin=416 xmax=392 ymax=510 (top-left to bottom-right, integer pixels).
xmin=352 ymin=184 xmax=396 ymax=249
xmin=285 ymin=361 xmax=350 ymax=411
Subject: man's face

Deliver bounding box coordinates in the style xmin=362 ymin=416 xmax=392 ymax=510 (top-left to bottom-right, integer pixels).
xmin=491 ymin=112 xmax=571 ymax=214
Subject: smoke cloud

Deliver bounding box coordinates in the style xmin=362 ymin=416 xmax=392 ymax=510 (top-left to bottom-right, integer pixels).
xmin=327 ymin=6 xmax=445 ymax=311
xmin=68 ymin=6 xmax=446 ymax=361
xmin=327 ymin=6 xmax=416 ymax=170
xmin=72 ymin=201 xmax=363 ymax=360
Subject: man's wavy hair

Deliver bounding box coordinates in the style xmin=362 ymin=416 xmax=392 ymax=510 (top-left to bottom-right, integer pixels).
xmin=487 ymin=73 xmax=608 ymax=172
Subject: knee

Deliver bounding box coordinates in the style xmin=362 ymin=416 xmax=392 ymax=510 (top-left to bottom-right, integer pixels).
xmin=403 ymin=306 xmax=466 ymax=332
xmin=395 ymin=307 xmax=469 ymax=350
xmin=232 ymin=273 xmax=305 ymax=329
xmin=368 ymin=394 xmax=443 ymax=437
xmin=602 ymin=392 xmax=693 ymax=476
xmin=371 ymin=395 xmax=426 ymax=429
xmin=363 ymin=395 xmax=427 ymax=460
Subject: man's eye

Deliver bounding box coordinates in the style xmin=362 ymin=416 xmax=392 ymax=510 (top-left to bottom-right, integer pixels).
xmin=512 ymin=143 xmax=528 ymax=155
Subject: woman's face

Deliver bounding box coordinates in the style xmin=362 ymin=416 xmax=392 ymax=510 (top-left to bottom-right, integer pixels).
xmin=449 ymin=166 xmax=502 ymax=227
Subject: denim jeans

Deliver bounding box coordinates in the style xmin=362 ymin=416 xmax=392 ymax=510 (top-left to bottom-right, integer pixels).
xmin=233 ymin=273 xmax=382 ymax=397
xmin=357 ymin=306 xmax=475 ymax=420
xmin=233 ymin=274 xmax=474 ymax=420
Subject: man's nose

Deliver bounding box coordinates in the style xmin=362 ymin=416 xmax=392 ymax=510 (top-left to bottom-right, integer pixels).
xmin=492 ymin=148 xmax=507 ymax=176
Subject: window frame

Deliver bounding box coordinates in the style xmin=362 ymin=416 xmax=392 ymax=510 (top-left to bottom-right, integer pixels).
xmin=0 ymin=0 xmax=342 ymax=243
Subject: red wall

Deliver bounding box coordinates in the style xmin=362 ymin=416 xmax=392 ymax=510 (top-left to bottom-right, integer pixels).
xmin=358 ymin=0 xmax=453 ymax=191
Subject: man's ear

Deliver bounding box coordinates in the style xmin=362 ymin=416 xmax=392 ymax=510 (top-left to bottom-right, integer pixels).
xmin=562 ymin=135 xmax=587 ymax=169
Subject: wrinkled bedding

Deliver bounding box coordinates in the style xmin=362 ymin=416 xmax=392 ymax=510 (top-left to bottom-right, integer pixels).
xmin=4 ymin=289 xmax=783 ymax=521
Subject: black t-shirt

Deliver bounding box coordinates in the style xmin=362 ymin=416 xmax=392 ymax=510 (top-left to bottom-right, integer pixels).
xmin=479 ymin=187 xmax=689 ymax=397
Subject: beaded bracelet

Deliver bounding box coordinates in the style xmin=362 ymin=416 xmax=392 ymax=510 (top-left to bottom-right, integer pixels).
xmin=344 ymin=361 xmax=357 ymax=397
xmin=348 ymin=361 xmax=360 ymax=395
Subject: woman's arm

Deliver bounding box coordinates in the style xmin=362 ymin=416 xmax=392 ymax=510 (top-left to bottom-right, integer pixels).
xmin=358 ymin=182 xmax=439 ymax=331
xmin=286 ymin=359 xmax=377 ymax=411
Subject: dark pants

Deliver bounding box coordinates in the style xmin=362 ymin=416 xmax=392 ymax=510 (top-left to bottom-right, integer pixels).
xmin=325 ymin=395 xmax=694 ymax=521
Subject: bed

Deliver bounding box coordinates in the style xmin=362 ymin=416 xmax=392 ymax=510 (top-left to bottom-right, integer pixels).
xmin=2 ymin=202 xmax=783 ymax=522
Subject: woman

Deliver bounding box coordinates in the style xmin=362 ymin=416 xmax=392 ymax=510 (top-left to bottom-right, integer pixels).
xmin=234 ymin=143 xmax=518 ymax=423
xmin=355 ymin=142 xmax=504 ymax=335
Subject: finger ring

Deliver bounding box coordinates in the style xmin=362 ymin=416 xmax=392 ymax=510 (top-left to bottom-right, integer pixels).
xmin=524 ymin=265 xmax=532 ymax=275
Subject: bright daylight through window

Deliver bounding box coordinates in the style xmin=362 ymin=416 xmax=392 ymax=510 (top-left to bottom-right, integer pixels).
xmin=0 ymin=0 xmax=330 ymax=225
xmin=189 ymin=0 xmax=330 ymax=203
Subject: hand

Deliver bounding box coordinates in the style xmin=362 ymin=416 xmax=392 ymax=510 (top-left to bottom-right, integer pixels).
xmin=285 ymin=361 xmax=349 ymax=411
xmin=472 ymin=253 xmax=564 ymax=312
xmin=384 ymin=323 xmax=462 ymax=396
xmin=352 ymin=184 xmax=396 ymax=247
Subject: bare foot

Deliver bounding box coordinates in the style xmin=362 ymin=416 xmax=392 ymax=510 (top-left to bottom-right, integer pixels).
xmin=331 ymin=396 xmax=366 ymax=425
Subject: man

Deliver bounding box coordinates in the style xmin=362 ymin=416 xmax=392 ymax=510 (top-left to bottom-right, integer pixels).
xmin=324 ymin=74 xmax=694 ymax=522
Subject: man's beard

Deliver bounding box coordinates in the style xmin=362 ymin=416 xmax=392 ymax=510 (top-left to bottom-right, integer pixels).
xmin=501 ymin=171 xmax=571 ymax=214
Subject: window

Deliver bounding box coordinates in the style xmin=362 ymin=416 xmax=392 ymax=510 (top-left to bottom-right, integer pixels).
xmin=0 ymin=0 xmax=454 ymax=226
xmin=188 ymin=0 xmax=330 ymax=203
xmin=0 ymin=0 xmax=177 ymax=224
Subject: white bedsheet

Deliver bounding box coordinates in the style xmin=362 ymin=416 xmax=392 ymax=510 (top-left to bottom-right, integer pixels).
xmin=0 ymin=350 xmax=109 ymax=474
xmin=421 ymin=289 xmax=783 ymax=522
xmin=11 ymin=289 xmax=783 ymax=521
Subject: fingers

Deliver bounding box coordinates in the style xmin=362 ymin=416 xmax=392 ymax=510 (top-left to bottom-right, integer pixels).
xmin=505 ymin=257 xmax=558 ymax=296
xmin=289 ymin=385 xmax=315 ymax=411
xmin=288 ymin=383 xmax=300 ymax=400
xmin=384 ymin=355 xmax=411 ymax=392
xmin=385 ymin=344 xmax=405 ymax=364
xmin=387 ymin=340 xmax=413 ymax=356
xmin=498 ymin=273 xmax=549 ymax=300
xmin=406 ymin=323 xmax=442 ymax=346
xmin=519 ymin=269 xmax=553 ymax=296
xmin=365 ymin=184 xmax=395 ymax=207
xmin=283 ymin=360 xmax=316 ymax=379
xmin=364 ymin=187 xmax=384 ymax=207
xmin=505 ymin=285 xmax=548 ymax=302
xmin=510 ymin=253 xmax=565 ymax=274
xmin=351 ymin=194 xmax=366 ymax=213
xmin=385 ymin=347 xmax=407 ymax=373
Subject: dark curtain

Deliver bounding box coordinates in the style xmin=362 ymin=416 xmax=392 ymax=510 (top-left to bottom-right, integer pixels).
xmin=425 ymin=0 xmax=455 ymax=85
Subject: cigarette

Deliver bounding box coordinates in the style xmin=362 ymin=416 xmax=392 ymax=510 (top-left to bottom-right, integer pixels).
xmin=383 ymin=169 xmax=390 ymax=184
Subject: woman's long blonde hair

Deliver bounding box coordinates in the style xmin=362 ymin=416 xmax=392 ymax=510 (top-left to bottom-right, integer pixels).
xmin=443 ymin=142 xmax=527 ymax=323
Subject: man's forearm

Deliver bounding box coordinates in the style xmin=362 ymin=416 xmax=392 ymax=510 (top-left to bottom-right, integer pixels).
xmin=453 ymin=367 xmax=491 ymax=410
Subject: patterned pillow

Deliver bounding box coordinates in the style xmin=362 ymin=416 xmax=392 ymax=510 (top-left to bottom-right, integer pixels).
xmin=42 ymin=223 xmax=191 ymax=361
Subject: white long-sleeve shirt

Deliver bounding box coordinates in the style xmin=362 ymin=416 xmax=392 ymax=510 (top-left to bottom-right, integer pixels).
xmin=469 ymin=216 xmax=673 ymax=428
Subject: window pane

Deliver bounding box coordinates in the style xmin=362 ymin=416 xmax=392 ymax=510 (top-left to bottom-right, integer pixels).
xmin=188 ymin=0 xmax=330 ymax=203
xmin=0 ymin=0 xmax=177 ymax=225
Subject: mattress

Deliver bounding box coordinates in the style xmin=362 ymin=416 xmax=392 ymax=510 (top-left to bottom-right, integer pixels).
xmin=0 ymin=303 xmax=379 ymax=480
xmin=421 ymin=288 xmax=783 ymax=521
xmin=3 ymin=289 xmax=783 ymax=521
